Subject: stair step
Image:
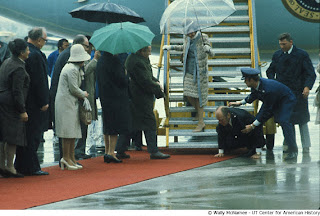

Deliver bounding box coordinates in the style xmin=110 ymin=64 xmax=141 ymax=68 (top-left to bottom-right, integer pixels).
xmin=170 ymin=106 xmax=254 ymax=113
xmin=194 ymin=3 xmax=249 ymax=11
xmin=169 ymin=48 xmax=251 ymax=55
xmin=173 ymin=15 xmax=249 ymax=24
xmin=169 ymin=94 xmax=247 ymax=102
xmin=169 ymin=129 xmax=217 ymax=137
xmin=170 ymin=59 xmax=252 ymax=67
xmin=169 ymin=118 xmax=218 ymax=125
xmin=170 ymin=82 xmax=247 ymax=89
xmin=168 ymin=142 xmax=218 ymax=149
xmin=170 ymin=70 xmax=243 ymax=78
xmin=170 ymin=37 xmax=250 ymax=44
xmin=202 ymin=26 xmax=250 ymax=33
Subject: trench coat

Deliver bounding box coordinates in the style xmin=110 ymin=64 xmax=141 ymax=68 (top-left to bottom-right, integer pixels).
xmin=0 ymin=56 xmax=30 ymax=146
xmin=125 ymin=53 xmax=164 ymax=131
xmin=266 ymin=45 xmax=316 ymax=124
xmin=216 ymin=108 xmax=265 ymax=151
xmin=55 ymin=63 xmax=87 ymax=138
xmin=96 ymin=52 xmax=129 ymax=135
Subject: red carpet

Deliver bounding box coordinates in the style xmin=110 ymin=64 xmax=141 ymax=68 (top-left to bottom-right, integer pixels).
xmin=0 ymin=150 xmax=236 ymax=209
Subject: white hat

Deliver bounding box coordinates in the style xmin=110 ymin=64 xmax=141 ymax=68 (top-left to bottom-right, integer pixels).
xmin=68 ymin=44 xmax=91 ymax=62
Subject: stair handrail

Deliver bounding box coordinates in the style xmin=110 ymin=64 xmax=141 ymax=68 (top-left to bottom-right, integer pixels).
xmin=248 ymin=0 xmax=260 ymax=115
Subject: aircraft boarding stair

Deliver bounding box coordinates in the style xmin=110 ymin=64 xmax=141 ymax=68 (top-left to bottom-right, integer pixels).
xmin=160 ymin=0 xmax=260 ymax=148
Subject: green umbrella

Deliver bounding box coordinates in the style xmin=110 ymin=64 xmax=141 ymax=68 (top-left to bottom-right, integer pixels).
xmin=89 ymin=21 xmax=155 ymax=55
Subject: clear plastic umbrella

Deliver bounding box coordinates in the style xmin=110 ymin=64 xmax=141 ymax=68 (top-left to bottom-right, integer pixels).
xmin=160 ymin=0 xmax=236 ymax=35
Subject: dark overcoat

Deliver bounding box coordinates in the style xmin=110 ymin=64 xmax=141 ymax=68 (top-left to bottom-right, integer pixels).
xmin=96 ymin=52 xmax=129 ymax=135
xmin=245 ymin=78 xmax=296 ymax=124
xmin=216 ymin=108 xmax=265 ymax=151
xmin=266 ymin=45 xmax=316 ymax=124
xmin=125 ymin=53 xmax=164 ymax=131
xmin=0 ymin=56 xmax=30 ymax=146
xmin=14 ymin=43 xmax=49 ymax=174
xmin=25 ymin=43 xmax=49 ymax=134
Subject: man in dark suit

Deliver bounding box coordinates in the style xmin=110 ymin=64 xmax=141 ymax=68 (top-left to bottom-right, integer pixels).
xmin=266 ymin=33 xmax=316 ymax=153
xmin=15 ymin=27 xmax=50 ymax=175
xmin=230 ymin=68 xmax=298 ymax=160
xmin=214 ymin=106 xmax=265 ymax=159
xmin=49 ymin=35 xmax=92 ymax=161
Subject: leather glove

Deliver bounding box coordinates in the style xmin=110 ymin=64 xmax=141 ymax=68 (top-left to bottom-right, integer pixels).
xmin=83 ymin=98 xmax=92 ymax=111
xmin=162 ymin=45 xmax=172 ymax=50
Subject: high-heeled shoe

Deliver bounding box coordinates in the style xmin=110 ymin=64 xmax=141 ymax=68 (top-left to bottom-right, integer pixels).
xmin=60 ymin=158 xmax=78 ymax=170
xmin=193 ymin=122 xmax=205 ymax=132
xmin=71 ymin=161 xmax=83 ymax=169
xmin=104 ymin=154 xmax=122 ymax=163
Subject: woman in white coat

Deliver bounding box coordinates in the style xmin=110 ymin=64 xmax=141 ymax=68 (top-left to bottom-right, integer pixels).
xmin=55 ymin=44 xmax=91 ymax=170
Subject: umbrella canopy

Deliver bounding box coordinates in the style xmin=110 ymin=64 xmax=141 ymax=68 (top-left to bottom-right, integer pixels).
xmin=69 ymin=2 xmax=145 ymax=24
xmin=160 ymin=0 xmax=236 ymax=35
xmin=89 ymin=22 xmax=155 ymax=55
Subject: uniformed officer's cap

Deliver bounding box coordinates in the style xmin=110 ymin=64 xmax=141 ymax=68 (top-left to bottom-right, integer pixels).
xmin=241 ymin=68 xmax=260 ymax=80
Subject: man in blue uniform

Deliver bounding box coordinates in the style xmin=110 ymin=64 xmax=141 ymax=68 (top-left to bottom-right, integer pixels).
xmin=266 ymin=33 xmax=316 ymax=153
xmin=229 ymin=68 xmax=298 ymax=160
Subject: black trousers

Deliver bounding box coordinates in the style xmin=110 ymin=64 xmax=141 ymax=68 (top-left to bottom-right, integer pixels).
xmin=15 ymin=125 xmax=42 ymax=174
xmin=116 ymin=130 xmax=158 ymax=154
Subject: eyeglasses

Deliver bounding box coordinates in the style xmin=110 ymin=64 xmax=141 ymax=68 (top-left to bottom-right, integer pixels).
xmin=41 ymin=37 xmax=48 ymax=42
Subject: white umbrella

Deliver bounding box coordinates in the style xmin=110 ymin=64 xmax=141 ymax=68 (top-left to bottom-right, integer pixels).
xmin=160 ymin=0 xmax=236 ymax=35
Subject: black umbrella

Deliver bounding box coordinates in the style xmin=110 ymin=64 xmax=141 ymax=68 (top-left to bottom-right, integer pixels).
xmin=69 ymin=2 xmax=145 ymax=24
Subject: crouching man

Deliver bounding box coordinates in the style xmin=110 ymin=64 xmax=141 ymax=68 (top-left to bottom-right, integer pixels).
xmin=214 ymin=106 xmax=265 ymax=159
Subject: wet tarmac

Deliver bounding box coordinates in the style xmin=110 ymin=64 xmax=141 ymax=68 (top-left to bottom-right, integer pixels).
xmin=29 ymin=59 xmax=320 ymax=210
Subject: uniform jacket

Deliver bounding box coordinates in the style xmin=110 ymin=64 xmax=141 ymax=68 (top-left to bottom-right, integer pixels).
xmin=245 ymin=78 xmax=296 ymax=124
xmin=125 ymin=53 xmax=164 ymax=131
xmin=216 ymin=108 xmax=265 ymax=151
xmin=25 ymin=43 xmax=49 ymax=133
xmin=55 ymin=63 xmax=86 ymax=138
xmin=47 ymin=49 xmax=59 ymax=77
xmin=266 ymin=45 xmax=316 ymax=124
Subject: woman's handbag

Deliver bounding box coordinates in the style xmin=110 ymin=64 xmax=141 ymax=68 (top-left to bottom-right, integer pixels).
xmin=79 ymin=98 xmax=92 ymax=125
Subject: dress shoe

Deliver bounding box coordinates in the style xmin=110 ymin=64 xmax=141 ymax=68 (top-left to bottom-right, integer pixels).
xmin=284 ymin=152 xmax=298 ymax=160
xmin=116 ymin=152 xmax=130 ymax=159
xmin=241 ymin=149 xmax=256 ymax=157
xmin=135 ymin=146 xmax=142 ymax=151
xmin=7 ymin=170 xmax=24 ymax=178
xmin=150 ymin=151 xmax=170 ymax=159
xmin=193 ymin=122 xmax=205 ymax=132
xmin=104 ymin=154 xmax=122 ymax=163
xmin=0 ymin=168 xmax=11 ymax=178
xmin=60 ymin=158 xmax=78 ymax=171
xmin=32 ymin=170 xmax=49 ymax=175
xmin=75 ymin=154 xmax=92 ymax=160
